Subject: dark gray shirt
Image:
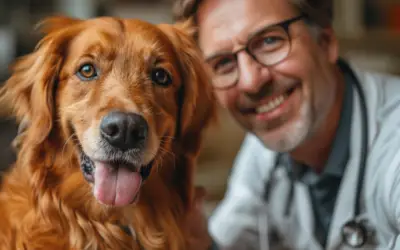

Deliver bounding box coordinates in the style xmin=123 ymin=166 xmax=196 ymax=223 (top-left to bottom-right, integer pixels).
xmin=279 ymin=68 xmax=354 ymax=247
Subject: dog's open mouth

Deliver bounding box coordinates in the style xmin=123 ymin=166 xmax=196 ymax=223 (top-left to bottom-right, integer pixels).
xmin=80 ymin=152 xmax=153 ymax=207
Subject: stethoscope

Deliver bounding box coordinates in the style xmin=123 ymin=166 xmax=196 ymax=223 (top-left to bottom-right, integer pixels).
xmin=263 ymin=59 xmax=371 ymax=248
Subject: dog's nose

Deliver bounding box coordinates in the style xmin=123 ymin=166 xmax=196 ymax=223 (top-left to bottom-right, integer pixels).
xmin=100 ymin=111 xmax=148 ymax=151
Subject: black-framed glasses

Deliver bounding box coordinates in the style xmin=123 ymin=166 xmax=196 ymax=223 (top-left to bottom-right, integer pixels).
xmin=205 ymin=15 xmax=305 ymax=89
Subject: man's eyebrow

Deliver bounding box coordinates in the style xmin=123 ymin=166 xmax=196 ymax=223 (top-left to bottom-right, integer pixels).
xmin=246 ymin=23 xmax=274 ymax=41
xmin=248 ymin=15 xmax=298 ymax=41
xmin=204 ymin=18 xmax=285 ymax=62
xmin=204 ymin=24 xmax=276 ymax=61
xmin=204 ymin=51 xmax=233 ymax=62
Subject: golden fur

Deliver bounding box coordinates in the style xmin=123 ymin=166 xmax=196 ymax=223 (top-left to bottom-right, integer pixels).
xmin=0 ymin=16 xmax=216 ymax=250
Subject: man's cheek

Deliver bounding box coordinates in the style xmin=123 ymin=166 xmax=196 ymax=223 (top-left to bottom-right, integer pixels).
xmin=215 ymin=90 xmax=232 ymax=109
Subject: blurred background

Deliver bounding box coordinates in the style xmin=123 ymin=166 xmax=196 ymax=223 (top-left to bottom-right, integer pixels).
xmin=1 ymin=0 xmax=400 ymax=215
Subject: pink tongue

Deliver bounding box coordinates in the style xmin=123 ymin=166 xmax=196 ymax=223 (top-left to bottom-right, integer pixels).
xmin=93 ymin=162 xmax=142 ymax=207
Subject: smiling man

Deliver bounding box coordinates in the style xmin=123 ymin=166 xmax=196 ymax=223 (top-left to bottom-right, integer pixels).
xmin=174 ymin=0 xmax=400 ymax=249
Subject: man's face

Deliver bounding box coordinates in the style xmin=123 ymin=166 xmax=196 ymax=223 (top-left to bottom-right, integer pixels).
xmin=197 ymin=0 xmax=339 ymax=152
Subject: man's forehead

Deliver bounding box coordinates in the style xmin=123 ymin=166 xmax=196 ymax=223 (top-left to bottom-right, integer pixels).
xmin=197 ymin=0 xmax=298 ymax=58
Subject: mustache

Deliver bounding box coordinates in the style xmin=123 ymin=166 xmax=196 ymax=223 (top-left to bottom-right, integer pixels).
xmin=237 ymin=78 xmax=299 ymax=107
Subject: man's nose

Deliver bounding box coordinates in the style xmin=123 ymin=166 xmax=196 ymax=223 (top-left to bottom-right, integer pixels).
xmin=236 ymin=52 xmax=272 ymax=94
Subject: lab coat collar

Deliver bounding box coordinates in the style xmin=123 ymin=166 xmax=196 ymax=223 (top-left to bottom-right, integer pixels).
xmin=325 ymin=64 xmax=371 ymax=250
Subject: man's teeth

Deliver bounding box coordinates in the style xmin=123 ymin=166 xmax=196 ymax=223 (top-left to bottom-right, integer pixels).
xmin=256 ymin=95 xmax=286 ymax=114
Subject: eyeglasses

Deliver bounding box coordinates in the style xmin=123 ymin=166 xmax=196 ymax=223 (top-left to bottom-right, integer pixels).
xmin=205 ymin=15 xmax=305 ymax=90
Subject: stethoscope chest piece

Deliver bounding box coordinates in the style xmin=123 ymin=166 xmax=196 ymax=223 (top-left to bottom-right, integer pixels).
xmin=341 ymin=220 xmax=368 ymax=248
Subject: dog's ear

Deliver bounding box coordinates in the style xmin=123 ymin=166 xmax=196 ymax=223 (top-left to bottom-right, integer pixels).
xmin=131 ymin=21 xmax=217 ymax=250
xmin=0 ymin=16 xmax=81 ymax=146
xmin=157 ymin=20 xmax=217 ymax=212
xmin=158 ymin=19 xmax=217 ymax=156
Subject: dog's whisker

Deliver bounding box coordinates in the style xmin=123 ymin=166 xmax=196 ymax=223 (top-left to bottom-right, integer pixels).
xmin=61 ymin=133 xmax=77 ymax=164
xmin=142 ymin=106 xmax=153 ymax=116
xmin=159 ymin=146 xmax=175 ymax=159
xmin=161 ymin=135 xmax=176 ymax=141
xmin=154 ymin=110 xmax=165 ymax=117
xmin=60 ymin=96 xmax=91 ymax=114
xmin=156 ymin=145 xmax=176 ymax=173
xmin=155 ymin=156 xmax=163 ymax=174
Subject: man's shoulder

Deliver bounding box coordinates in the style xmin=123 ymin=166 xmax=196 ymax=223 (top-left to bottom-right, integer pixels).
xmin=354 ymin=65 xmax=400 ymax=106
xmin=360 ymin=67 xmax=400 ymax=190
xmin=352 ymin=65 xmax=400 ymax=128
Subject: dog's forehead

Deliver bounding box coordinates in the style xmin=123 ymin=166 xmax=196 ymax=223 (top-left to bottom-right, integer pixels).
xmin=121 ymin=19 xmax=178 ymax=58
xmin=67 ymin=24 xmax=121 ymax=56
xmin=67 ymin=18 xmax=176 ymax=59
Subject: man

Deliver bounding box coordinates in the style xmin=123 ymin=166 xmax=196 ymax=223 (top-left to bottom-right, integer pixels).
xmin=174 ymin=0 xmax=400 ymax=249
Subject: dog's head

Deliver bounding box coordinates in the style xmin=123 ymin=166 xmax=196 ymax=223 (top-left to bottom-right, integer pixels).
xmin=1 ymin=16 xmax=216 ymax=208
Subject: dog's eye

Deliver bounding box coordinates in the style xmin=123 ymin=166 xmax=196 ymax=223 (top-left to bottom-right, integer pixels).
xmin=77 ymin=63 xmax=98 ymax=81
xmin=151 ymin=68 xmax=172 ymax=87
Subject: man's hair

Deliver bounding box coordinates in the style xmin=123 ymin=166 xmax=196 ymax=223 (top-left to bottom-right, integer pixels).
xmin=173 ymin=0 xmax=333 ymax=28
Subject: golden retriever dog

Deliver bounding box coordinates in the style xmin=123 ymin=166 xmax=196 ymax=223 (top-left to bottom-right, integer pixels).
xmin=0 ymin=16 xmax=216 ymax=250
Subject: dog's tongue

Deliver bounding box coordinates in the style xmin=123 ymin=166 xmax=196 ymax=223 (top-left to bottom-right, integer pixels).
xmin=93 ymin=161 xmax=142 ymax=207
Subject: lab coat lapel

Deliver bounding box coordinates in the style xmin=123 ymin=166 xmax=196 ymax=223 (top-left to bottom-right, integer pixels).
xmin=325 ymin=82 xmax=364 ymax=250
xmin=294 ymin=183 xmax=324 ymax=249
xmin=269 ymin=167 xmax=322 ymax=249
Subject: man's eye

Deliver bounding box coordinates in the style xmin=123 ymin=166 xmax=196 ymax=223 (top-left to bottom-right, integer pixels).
xmin=250 ymin=31 xmax=287 ymax=53
xmin=76 ymin=63 xmax=98 ymax=81
xmin=258 ymin=35 xmax=285 ymax=51
xmin=263 ymin=36 xmax=280 ymax=45
xmin=214 ymin=57 xmax=237 ymax=75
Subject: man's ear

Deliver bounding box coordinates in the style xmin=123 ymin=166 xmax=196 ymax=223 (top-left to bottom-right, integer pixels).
xmin=0 ymin=16 xmax=81 ymax=146
xmin=317 ymin=27 xmax=338 ymax=64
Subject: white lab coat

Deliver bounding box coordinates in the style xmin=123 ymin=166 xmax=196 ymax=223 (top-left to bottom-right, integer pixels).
xmin=209 ymin=63 xmax=400 ymax=250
